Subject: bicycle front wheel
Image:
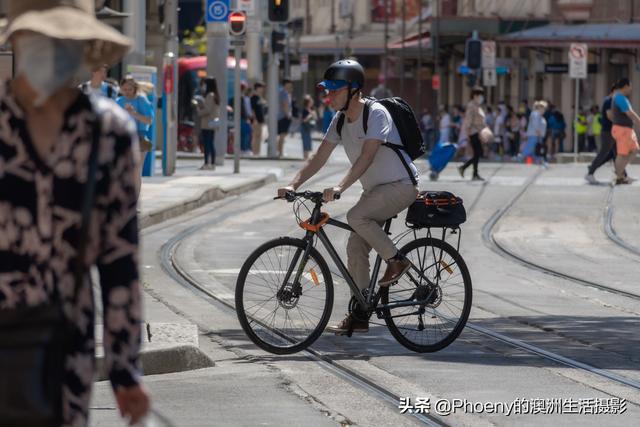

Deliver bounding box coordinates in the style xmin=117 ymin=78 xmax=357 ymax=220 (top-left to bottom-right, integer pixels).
xmin=235 ymin=237 xmax=334 ymax=354
xmin=380 ymin=237 xmax=472 ymax=353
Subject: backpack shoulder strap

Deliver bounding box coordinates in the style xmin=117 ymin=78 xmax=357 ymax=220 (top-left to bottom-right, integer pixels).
xmin=362 ymin=98 xmax=374 ymax=135
xmin=337 ymin=111 xmax=345 ymax=138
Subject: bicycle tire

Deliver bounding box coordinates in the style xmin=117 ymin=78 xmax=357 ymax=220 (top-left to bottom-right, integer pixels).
xmin=380 ymin=237 xmax=472 ymax=353
xmin=235 ymin=237 xmax=334 ymax=354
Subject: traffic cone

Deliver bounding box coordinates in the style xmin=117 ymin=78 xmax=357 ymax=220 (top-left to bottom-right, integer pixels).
xmin=526 ymin=156 xmax=533 ymax=165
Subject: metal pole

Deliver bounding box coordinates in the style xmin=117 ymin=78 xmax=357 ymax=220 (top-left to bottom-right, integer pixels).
xmin=206 ymin=12 xmax=229 ymax=166
xmin=246 ymin=5 xmax=263 ymax=82
xmin=267 ymin=48 xmax=279 ymax=158
xmin=234 ymin=45 xmax=242 ymax=173
xmin=400 ymin=0 xmax=406 ymax=97
xmin=284 ymin=26 xmax=291 ymax=77
xmin=123 ymin=0 xmax=146 ymax=68
xmin=384 ymin=0 xmax=389 ymax=81
xmin=162 ymin=0 xmax=179 ymax=176
xmin=434 ymin=0 xmax=440 ymax=111
xmin=574 ymin=78 xmax=580 ymax=162
xmin=416 ymin=0 xmax=422 ymax=116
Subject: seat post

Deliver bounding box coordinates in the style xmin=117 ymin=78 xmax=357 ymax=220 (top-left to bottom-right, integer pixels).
xmin=383 ymin=217 xmax=394 ymax=234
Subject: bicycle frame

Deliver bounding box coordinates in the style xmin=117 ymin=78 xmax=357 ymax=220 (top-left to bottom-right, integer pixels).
xmin=282 ymin=197 xmax=440 ymax=314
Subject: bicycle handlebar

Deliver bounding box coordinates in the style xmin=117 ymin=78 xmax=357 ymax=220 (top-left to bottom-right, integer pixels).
xmin=273 ymin=191 xmax=340 ymax=203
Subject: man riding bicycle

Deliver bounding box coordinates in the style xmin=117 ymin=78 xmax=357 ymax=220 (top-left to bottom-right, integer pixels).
xmin=277 ymin=59 xmax=419 ymax=335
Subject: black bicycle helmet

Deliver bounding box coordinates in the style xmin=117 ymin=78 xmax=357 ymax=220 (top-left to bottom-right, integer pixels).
xmin=318 ymin=59 xmax=365 ymax=111
xmin=322 ymin=59 xmax=365 ymax=89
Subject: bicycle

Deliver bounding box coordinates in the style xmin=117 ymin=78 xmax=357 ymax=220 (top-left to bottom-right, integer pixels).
xmin=235 ymin=191 xmax=472 ymax=354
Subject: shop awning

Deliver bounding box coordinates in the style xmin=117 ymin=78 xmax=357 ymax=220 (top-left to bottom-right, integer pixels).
xmin=298 ymin=31 xmax=387 ymax=55
xmin=498 ymin=23 xmax=640 ymax=48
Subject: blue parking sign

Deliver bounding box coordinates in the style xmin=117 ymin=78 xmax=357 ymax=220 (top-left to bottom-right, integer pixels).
xmin=206 ymin=0 xmax=230 ymax=23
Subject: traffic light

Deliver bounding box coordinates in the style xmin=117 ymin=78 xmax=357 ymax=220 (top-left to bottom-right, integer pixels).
xmin=229 ymin=11 xmax=247 ymax=37
xmin=271 ymin=30 xmax=285 ymax=53
xmin=465 ymin=38 xmax=482 ymax=69
xmin=268 ymin=0 xmax=289 ymax=22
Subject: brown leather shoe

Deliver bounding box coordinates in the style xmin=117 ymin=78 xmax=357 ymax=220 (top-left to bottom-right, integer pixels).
xmin=325 ymin=313 xmax=368 ymax=335
xmin=378 ymin=257 xmax=411 ymax=287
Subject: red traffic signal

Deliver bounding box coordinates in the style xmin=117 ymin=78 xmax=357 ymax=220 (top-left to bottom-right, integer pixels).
xmin=268 ymin=0 xmax=289 ymax=22
xmin=229 ymin=11 xmax=247 ymax=37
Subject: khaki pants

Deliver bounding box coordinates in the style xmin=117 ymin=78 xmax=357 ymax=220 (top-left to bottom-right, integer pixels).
xmin=346 ymin=181 xmax=418 ymax=292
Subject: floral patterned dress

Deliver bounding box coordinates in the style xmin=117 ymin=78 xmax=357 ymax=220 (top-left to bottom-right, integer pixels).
xmin=0 ymin=82 xmax=142 ymax=427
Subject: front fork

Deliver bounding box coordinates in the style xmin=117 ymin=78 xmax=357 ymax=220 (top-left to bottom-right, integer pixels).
xmin=278 ymin=232 xmax=315 ymax=298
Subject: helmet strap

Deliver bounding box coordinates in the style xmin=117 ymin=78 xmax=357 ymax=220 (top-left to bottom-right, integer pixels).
xmin=340 ymin=86 xmax=359 ymax=112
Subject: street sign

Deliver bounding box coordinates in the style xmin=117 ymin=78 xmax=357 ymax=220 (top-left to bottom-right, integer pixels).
xmin=291 ymin=65 xmax=302 ymax=81
xmin=432 ymin=74 xmax=441 ymax=90
xmin=300 ymin=53 xmax=309 ymax=72
xmin=228 ymin=11 xmax=247 ymax=37
xmin=238 ymin=0 xmax=255 ymax=16
xmin=569 ymin=43 xmax=588 ymax=79
xmin=483 ymin=68 xmax=497 ymax=87
xmin=544 ymin=63 xmax=598 ymax=74
xmin=206 ymin=0 xmax=230 ymax=23
xmin=482 ymin=41 xmax=496 ymax=69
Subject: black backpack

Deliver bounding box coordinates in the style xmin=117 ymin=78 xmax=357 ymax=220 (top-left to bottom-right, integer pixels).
xmin=337 ymin=97 xmax=424 ymax=185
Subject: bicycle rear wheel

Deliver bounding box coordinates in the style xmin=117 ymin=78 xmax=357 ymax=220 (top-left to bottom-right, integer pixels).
xmin=380 ymin=237 xmax=472 ymax=353
xmin=235 ymin=237 xmax=334 ymax=354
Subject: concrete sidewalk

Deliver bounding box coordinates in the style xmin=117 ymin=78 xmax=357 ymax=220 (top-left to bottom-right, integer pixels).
xmin=139 ymin=159 xmax=284 ymax=229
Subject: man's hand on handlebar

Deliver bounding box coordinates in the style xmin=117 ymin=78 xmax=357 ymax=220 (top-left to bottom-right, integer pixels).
xmin=276 ymin=185 xmax=295 ymax=199
xmin=322 ymin=186 xmax=342 ymax=202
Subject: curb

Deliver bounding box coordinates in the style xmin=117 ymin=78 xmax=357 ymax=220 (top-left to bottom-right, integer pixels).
xmin=96 ymin=345 xmax=215 ymax=381
xmin=140 ymin=172 xmax=278 ymax=229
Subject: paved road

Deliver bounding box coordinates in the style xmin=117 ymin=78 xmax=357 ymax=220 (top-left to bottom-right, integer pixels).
xmin=132 ymin=150 xmax=639 ymax=426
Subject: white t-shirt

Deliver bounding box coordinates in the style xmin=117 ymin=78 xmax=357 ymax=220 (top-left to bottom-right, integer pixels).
xmin=325 ymin=102 xmax=419 ymax=190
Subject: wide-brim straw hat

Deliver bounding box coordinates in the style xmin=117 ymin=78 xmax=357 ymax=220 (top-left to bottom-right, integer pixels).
xmin=0 ymin=0 xmax=131 ymax=67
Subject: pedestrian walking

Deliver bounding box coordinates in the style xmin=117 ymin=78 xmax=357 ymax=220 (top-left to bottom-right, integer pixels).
xmin=458 ymin=87 xmax=490 ymax=181
xmin=575 ymin=107 xmax=588 ymax=152
xmin=196 ymin=76 xmax=220 ymax=170
xmin=521 ymin=100 xmax=548 ymax=164
xmin=585 ymin=85 xmax=624 ymax=184
xmin=438 ymin=105 xmax=451 ymax=144
xmin=117 ymin=75 xmax=155 ymax=192
xmin=451 ymin=105 xmax=463 ymax=142
xmin=547 ymin=106 xmax=566 ymax=158
xmin=80 ymin=63 xmax=117 ymax=99
xmin=586 ymin=106 xmax=599 ymax=152
xmin=0 ymin=1 xmax=150 ymax=426
xmin=610 ymin=78 xmax=640 ymax=185
xmin=506 ymin=106 xmax=521 ymax=159
xmin=277 ymin=78 xmax=293 ymax=157
xmin=300 ymin=94 xmax=317 ymax=160
xmin=370 ymin=74 xmax=393 ymax=99
xmin=420 ymin=109 xmax=435 ymax=151
xmin=250 ymin=81 xmax=266 ymax=156
xmin=321 ymin=94 xmax=336 ymax=133
xmin=241 ymin=83 xmax=254 ymax=156
xmin=494 ymin=102 xmax=508 ymax=158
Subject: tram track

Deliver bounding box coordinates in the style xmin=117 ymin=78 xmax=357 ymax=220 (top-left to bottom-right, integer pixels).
xmin=481 ymin=169 xmax=640 ymax=302
xmin=604 ymin=186 xmax=640 ymax=258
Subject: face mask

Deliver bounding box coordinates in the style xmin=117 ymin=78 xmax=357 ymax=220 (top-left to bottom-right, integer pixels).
xmin=15 ymin=33 xmax=86 ymax=107
xmin=477 ymin=95 xmax=485 ymax=104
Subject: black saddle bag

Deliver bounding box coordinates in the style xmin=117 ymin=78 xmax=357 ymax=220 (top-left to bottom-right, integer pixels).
xmin=406 ymin=191 xmax=466 ymax=228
